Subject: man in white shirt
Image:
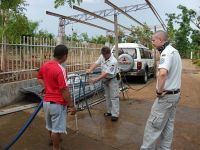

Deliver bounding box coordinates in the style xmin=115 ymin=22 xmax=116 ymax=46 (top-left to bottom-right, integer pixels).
xmin=86 ymin=46 xmax=120 ymax=121
xmin=141 ymin=30 xmax=182 ymax=150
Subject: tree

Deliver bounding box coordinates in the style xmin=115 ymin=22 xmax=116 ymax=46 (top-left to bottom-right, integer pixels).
xmin=118 ymin=29 xmax=125 ymax=43
xmin=0 ymin=0 xmax=27 ymax=37
xmin=5 ymin=15 xmax=40 ymax=42
xmin=36 ymin=30 xmax=54 ymax=39
xmin=0 ymin=0 xmax=40 ymax=42
xmin=125 ymin=35 xmax=135 ymax=43
xmin=90 ymin=35 xmax=106 ymax=44
xmin=71 ymin=32 xmax=79 ymax=42
xmin=0 ymin=0 xmax=27 ymax=13
xmin=191 ymin=29 xmax=200 ymax=58
xmin=175 ymin=5 xmax=196 ymax=57
xmin=0 ymin=0 xmax=57 ymax=43
xmin=130 ymin=24 xmax=153 ymax=49
xmin=166 ymin=5 xmax=200 ymax=58
xmin=165 ymin=13 xmax=178 ymax=44
xmin=79 ymin=32 xmax=89 ymax=42
xmin=191 ymin=10 xmax=200 ymax=29
xmin=54 ymin=0 xmax=82 ymax=8
xmin=106 ymin=34 xmax=114 ymax=44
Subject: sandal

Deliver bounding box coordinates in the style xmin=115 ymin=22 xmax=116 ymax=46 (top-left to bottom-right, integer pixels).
xmin=104 ymin=113 xmax=112 ymax=116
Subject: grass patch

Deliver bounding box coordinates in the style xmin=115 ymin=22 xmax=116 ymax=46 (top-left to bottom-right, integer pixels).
xmin=197 ymin=61 xmax=200 ymax=67
xmin=193 ymin=59 xmax=200 ymax=67
xmin=192 ymin=59 xmax=200 ymax=63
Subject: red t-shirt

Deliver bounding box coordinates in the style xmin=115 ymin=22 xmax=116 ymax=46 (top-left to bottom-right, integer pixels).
xmin=37 ymin=60 xmax=69 ymax=106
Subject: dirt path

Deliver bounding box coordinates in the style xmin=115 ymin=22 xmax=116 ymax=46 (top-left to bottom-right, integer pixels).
xmin=0 ymin=59 xmax=199 ymax=150
xmin=126 ymin=59 xmax=200 ymax=109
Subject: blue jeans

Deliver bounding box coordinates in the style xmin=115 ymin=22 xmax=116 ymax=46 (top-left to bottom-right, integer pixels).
xmin=43 ymin=101 xmax=67 ymax=133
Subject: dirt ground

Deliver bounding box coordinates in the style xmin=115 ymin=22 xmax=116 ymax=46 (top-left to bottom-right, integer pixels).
xmin=0 ymin=59 xmax=200 ymax=150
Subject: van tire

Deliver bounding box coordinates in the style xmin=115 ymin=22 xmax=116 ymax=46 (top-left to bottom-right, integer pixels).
xmin=142 ymin=70 xmax=148 ymax=83
xmin=118 ymin=54 xmax=134 ymax=72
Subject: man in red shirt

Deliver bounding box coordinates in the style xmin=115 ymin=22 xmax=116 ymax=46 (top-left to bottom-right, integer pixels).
xmin=37 ymin=44 xmax=75 ymax=150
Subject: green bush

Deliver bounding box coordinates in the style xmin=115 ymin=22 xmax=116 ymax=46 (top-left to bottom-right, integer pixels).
xmin=197 ymin=60 xmax=200 ymax=67
xmin=192 ymin=59 xmax=200 ymax=64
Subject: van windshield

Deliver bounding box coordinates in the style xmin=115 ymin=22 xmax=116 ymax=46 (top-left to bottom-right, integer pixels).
xmin=119 ymin=48 xmax=137 ymax=59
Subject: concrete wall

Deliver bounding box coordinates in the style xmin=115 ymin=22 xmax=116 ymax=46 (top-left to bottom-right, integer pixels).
xmin=0 ymin=79 xmax=41 ymax=107
xmin=0 ymin=71 xmax=103 ymax=107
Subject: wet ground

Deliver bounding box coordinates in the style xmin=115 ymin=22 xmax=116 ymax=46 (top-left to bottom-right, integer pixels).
xmin=0 ymin=59 xmax=200 ymax=150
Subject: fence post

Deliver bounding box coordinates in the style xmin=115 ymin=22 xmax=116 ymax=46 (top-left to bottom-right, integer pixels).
xmin=1 ymin=36 xmax=8 ymax=72
xmin=190 ymin=50 xmax=193 ymax=60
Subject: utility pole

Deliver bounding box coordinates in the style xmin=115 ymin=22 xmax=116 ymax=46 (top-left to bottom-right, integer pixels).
xmin=57 ymin=18 xmax=65 ymax=45
xmin=0 ymin=9 xmax=4 ymax=71
xmin=114 ymin=12 xmax=119 ymax=58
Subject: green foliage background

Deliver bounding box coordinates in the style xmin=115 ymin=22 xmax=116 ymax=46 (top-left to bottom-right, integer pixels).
xmin=0 ymin=1 xmax=199 ymax=59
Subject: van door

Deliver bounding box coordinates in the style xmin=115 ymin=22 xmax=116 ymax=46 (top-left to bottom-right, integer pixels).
xmin=146 ymin=50 xmax=154 ymax=74
xmin=139 ymin=48 xmax=147 ymax=70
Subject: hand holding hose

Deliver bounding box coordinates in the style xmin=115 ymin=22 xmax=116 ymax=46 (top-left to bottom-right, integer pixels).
xmin=86 ymin=69 xmax=93 ymax=74
xmin=88 ymin=78 xmax=98 ymax=84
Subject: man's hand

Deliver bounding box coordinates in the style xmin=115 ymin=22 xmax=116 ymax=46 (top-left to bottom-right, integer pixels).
xmin=88 ymin=78 xmax=97 ymax=84
xmin=68 ymin=106 xmax=76 ymax=115
xmin=39 ymin=88 xmax=45 ymax=96
xmin=86 ymin=69 xmax=92 ymax=74
xmin=156 ymin=91 xmax=167 ymax=98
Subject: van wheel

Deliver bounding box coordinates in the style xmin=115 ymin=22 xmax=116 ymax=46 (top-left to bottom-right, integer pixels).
xmin=142 ymin=70 xmax=148 ymax=83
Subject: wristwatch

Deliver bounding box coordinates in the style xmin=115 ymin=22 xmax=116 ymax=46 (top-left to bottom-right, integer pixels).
xmin=156 ymin=91 xmax=162 ymax=95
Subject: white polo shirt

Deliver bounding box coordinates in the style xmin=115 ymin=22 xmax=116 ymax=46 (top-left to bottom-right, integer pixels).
xmin=95 ymin=54 xmax=118 ymax=79
xmin=157 ymin=45 xmax=182 ymax=91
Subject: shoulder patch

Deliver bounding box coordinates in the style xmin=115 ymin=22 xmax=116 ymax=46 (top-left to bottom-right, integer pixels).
xmin=160 ymin=58 xmax=165 ymax=64
xmin=110 ymin=66 xmax=114 ymax=72
xmin=161 ymin=54 xmax=166 ymax=57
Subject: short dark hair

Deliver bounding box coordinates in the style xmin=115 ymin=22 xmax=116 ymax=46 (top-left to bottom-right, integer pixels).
xmin=101 ymin=46 xmax=111 ymax=54
xmin=53 ymin=44 xmax=68 ymax=59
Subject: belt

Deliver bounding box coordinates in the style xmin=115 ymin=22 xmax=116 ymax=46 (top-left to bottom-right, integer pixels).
xmin=105 ymin=76 xmax=116 ymax=80
xmin=165 ymin=89 xmax=180 ymax=95
xmin=49 ymin=101 xmax=56 ymax=104
xmin=104 ymin=77 xmax=116 ymax=82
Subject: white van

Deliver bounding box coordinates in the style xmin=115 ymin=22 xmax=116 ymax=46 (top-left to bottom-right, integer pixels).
xmin=111 ymin=43 xmax=155 ymax=83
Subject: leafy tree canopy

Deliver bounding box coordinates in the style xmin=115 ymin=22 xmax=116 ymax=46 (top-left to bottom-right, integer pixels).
xmin=54 ymin=0 xmax=82 ymax=8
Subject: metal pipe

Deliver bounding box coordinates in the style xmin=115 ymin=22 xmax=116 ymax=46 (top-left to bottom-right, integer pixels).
xmin=46 ymin=11 xmax=114 ymax=33
xmin=114 ymin=13 xmax=119 ymax=58
xmin=73 ymin=5 xmax=132 ymax=32
xmin=105 ymin=0 xmax=145 ymax=27
xmin=145 ymin=0 xmax=166 ymax=31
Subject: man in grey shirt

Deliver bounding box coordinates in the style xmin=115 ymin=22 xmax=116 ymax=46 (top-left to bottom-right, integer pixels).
xmin=141 ymin=30 xmax=182 ymax=150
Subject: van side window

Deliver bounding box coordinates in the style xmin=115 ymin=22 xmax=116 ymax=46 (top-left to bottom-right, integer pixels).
xmin=147 ymin=51 xmax=153 ymax=59
xmin=140 ymin=48 xmax=145 ymax=58
xmin=121 ymin=48 xmax=137 ymax=59
xmin=141 ymin=49 xmax=152 ymax=59
xmin=144 ymin=50 xmax=151 ymax=59
xmin=149 ymin=52 xmax=153 ymax=59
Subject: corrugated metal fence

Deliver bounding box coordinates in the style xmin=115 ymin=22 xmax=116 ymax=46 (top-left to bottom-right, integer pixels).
xmin=0 ymin=37 xmax=103 ymax=83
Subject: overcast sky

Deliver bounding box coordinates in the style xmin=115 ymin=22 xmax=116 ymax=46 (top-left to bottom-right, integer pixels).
xmin=25 ymin=0 xmax=200 ymax=37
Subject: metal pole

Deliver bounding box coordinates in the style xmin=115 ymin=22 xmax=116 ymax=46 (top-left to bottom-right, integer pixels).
xmin=114 ymin=13 xmax=119 ymax=58
xmin=72 ymin=77 xmax=79 ymax=133
xmin=57 ymin=18 xmax=65 ymax=45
